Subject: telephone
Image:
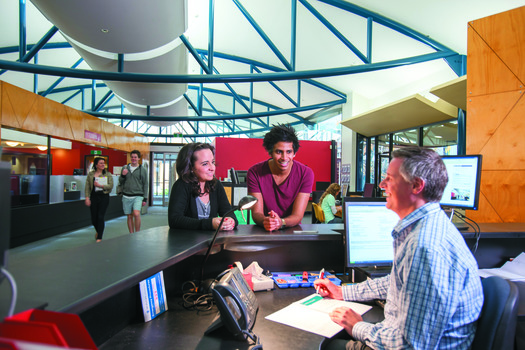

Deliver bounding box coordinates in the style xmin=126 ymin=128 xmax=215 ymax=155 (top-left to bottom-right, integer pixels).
xmin=205 ymin=267 xmax=259 ymax=340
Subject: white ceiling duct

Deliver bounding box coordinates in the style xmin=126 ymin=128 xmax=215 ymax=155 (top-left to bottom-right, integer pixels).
xmin=31 ymin=0 xmax=189 ymax=126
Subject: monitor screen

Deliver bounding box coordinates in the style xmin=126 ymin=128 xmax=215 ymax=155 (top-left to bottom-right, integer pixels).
xmin=440 ymin=155 xmax=482 ymax=210
xmin=343 ymin=198 xmax=399 ymax=267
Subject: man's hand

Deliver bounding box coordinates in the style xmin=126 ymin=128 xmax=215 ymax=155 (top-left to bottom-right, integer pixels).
xmin=263 ymin=210 xmax=282 ymax=231
xmin=329 ymin=307 xmax=363 ymax=336
xmin=313 ymin=279 xmax=343 ymax=300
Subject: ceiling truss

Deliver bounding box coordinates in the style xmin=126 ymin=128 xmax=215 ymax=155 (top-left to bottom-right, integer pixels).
xmin=0 ymin=0 xmax=460 ymax=142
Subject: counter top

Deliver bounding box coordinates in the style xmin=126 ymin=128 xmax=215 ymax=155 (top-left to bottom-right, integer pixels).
xmin=2 ymin=224 xmax=342 ymax=316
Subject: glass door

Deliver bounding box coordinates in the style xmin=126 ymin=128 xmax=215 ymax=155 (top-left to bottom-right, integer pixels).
xmin=152 ymin=152 xmax=178 ymax=206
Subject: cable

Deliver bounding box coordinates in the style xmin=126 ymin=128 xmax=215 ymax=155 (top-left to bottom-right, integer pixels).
xmin=180 ymin=280 xmax=215 ymax=311
xmin=243 ymin=329 xmax=263 ymax=349
xmin=1 ymin=267 xmax=17 ymax=317
xmin=453 ymin=211 xmax=481 ymax=254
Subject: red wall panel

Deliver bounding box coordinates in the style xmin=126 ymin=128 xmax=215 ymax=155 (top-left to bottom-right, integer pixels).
xmin=50 ymin=141 xmax=127 ymax=175
xmin=51 ymin=148 xmax=81 ymax=175
xmin=214 ymin=137 xmax=332 ymax=192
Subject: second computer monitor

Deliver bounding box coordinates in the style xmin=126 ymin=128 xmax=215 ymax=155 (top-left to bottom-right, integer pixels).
xmin=343 ymin=197 xmax=400 ymax=268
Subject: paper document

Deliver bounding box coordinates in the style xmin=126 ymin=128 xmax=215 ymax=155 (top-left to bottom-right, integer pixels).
xmin=265 ymin=294 xmax=372 ymax=338
xmin=478 ymin=252 xmax=525 ymax=281
xmin=95 ymin=177 xmax=107 ymax=186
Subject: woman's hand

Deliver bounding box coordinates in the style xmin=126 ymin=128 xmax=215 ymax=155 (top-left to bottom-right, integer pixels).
xmin=94 ymin=180 xmax=104 ymax=188
xmin=219 ymin=217 xmax=235 ymax=231
xmin=85 ymin=198 xmax=91 ymax=207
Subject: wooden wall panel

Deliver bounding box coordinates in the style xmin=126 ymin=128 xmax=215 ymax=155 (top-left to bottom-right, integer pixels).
xmin=0 ymin=81 xmax=149 ymax=159
xmin=24 ymin=96 xmax=73 ymax=138
xmin=480 ymin=95 xmax=525 ymax=168
xmin=467 ymin=25 xmax=523 ymax=97
xmin=1 ymin=82 xmax=37 ymax=129
xmin=466 ymin=6 xmax=525 ymax=223
xmin=466 ymin=91 xmax=521 ymax=154
xmin=469 ymin=7 xmax=525 ymax=84
xmin=66 ymin=107 xmax=89 ymax=140
xmin=469 ymin=170 xmax=525 ymax=223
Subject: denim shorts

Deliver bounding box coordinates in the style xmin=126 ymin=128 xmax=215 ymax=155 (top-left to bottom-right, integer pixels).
xmin=122 ymin=196 xmax=143 ymax=214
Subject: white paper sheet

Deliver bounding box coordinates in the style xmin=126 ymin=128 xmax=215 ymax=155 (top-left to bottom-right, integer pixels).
xmin=265 ymin=294 xmax=372 ymax=338
xmin=478 ymin=252 xmax=525 ymax=281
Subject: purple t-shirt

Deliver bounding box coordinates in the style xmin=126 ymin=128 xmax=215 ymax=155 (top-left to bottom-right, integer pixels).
xmin=247 ymin=160 xmax=314 ymax=218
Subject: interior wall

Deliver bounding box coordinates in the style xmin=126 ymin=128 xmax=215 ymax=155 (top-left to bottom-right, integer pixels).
xmin=0 ymin=81 xmax=149 ymax=160
xmin=466 ymin=6 xmax=525 ymax=223
xmin=214 ymin=137 xmax=332 ymax=192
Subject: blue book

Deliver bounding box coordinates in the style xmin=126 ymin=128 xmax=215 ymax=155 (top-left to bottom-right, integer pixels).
xmin=139 ymin=271 xmax=168 ymax=322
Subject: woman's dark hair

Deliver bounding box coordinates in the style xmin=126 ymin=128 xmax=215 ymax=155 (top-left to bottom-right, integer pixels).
xmin=262 ymin=124 xmax=300 ymax=155
xmin=92 ymin=157 xmax=107 ymax=175
xmin=176 ymin=143 xmax=217 ymax=196
xmin=319 ymin=183 xmax=341 ymax=206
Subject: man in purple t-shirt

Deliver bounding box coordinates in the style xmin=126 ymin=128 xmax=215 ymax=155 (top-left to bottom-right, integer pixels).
xmin=247 ymin=124 xmax=314 ymax=231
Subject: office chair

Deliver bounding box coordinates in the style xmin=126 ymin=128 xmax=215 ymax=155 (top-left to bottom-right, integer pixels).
xmin=472 ymin=276 xmax=519 ymax=350
xmin=312 ymin=203 xmax=325 ymax=223
xmin=319 ymin=276 xmax=519 ymax=350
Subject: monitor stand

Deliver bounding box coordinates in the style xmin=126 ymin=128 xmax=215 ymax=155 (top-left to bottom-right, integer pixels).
xmin=344 ymin=266 xmax=391 ymax=283
xmin=443 ymin=208 xmax=470 ymax=231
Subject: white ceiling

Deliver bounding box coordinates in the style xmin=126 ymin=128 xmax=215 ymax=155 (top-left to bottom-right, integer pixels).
xmin=1 ymin=0 xmax=523 ymax=136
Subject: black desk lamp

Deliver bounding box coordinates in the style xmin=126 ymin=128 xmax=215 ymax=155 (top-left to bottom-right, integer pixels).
xmin=200 ymin=195 xmax=258 ymax=282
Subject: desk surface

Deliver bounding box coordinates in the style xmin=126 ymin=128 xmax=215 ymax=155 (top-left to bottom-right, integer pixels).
xmin=2 ymin=224 xmax=342 ymax=316
xmin=461 ymin=222 xmax=525 ymax=238
xmin=2 ymin=221 xmax=524 ymax=347
xmin=99 ymin=286 xmax=384 ymax=350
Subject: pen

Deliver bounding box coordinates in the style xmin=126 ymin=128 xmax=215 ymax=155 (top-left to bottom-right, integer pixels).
xmin=316 ymin=268 xmax=325 ymax=294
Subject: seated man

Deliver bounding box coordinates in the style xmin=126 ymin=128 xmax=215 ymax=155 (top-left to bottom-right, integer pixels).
xmin=315 ymin=146 xmax=483 ymax=349
xmin=247 ymin=124 xmax=314 ymax=231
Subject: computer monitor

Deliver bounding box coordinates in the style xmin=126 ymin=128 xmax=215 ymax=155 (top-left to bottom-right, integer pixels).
xmin=440 ymin=155 xmax=482 ymax=210
xmin=363 ymin=183 xmax=374 ymax=197
xmin=316 ymin=181 xmax=330 ymax=191
xmin=343 ymin=197 xmax=399 ymax=268
xmin=229 ymin=168 xmax=239 ymax=184
xmin=236 ymin=170 xmax=248 ymax=184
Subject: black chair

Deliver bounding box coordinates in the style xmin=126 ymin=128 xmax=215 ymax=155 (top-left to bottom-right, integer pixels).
xmin=319 ymin=276 xmax=519 ymax=350
xmin=472 ymin=276 xmax=519 ymax=350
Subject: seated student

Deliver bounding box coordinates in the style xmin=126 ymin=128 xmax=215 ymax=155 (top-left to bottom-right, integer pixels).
xmin=319 ymin=183 xmax=342 ymax=223
xmin=314 ymin=146 xmax=483 ymax=350
xmin=247 ymin=124 xmax=314 ymax=231
xmin=168 ymin=143 xmax=237 ymax=231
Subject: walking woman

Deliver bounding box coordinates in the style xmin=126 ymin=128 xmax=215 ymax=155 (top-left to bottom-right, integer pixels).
xmin=85 ymin=157 xmax=114 ymax=242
